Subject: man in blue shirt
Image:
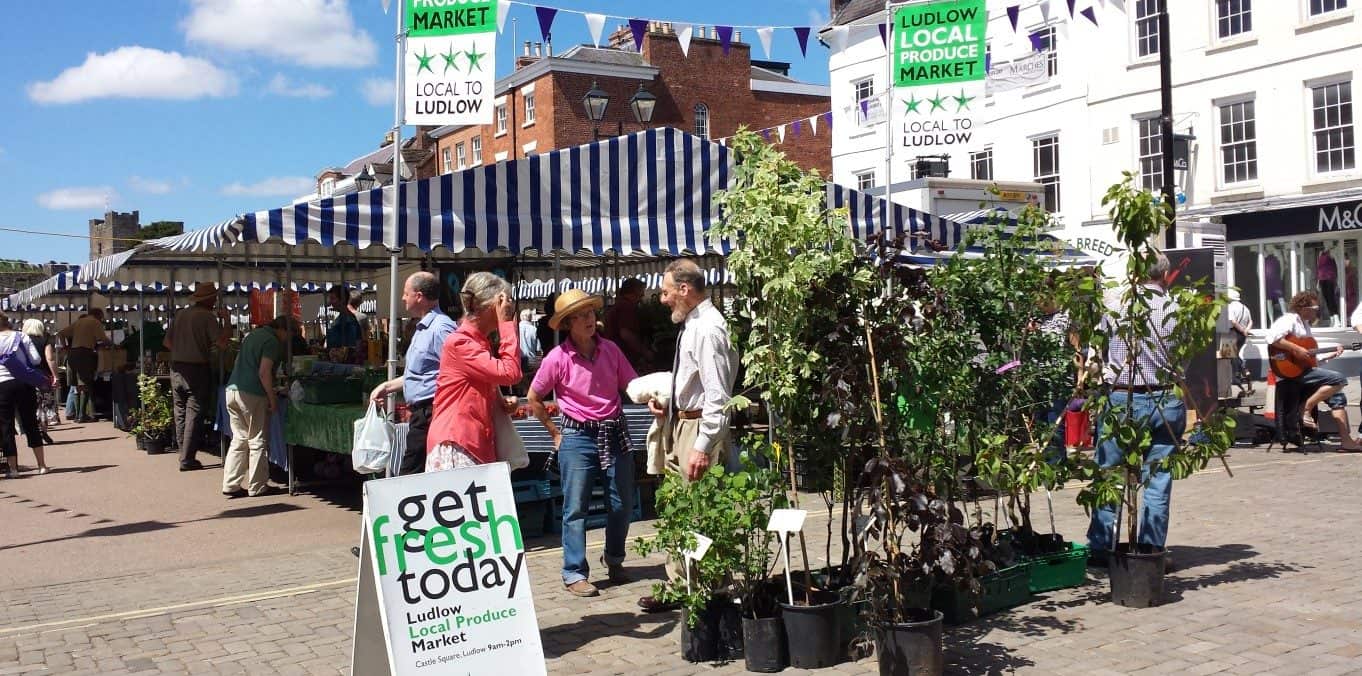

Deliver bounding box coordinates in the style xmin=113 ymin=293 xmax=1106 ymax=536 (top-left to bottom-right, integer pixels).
xmin=369 ymin=272 xmax=456 ymax=474
xmin=325 ymin=286 xmax=361 ymax=350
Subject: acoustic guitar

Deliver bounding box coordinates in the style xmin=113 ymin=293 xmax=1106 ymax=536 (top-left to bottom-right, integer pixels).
xmin=1268 ymin=335 xmax=1362 ymax=379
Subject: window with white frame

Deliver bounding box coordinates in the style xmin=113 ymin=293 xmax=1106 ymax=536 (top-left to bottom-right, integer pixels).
xmin=320 ymin=178 xmax=335 ymax=197
xmin=471 ymin=136 xmax=482 ymax=165
xmin=523 ymin=92 xmax=536 ymax=125
xmin=1134 ymin=0 xmax=1163 ymax=58
xmin=694 ymin=103 xmax=710 ymax=138
xmin=1311 ymin=81 xmax=1355 ymax=174
xmin=1215 ymin=0 xmax=1252 ymax=39
xmin=1033 ymin=26 xmax=1058 ymax=77
xmin=495 ymin=104 xmax=508 ymax=134
xmin=1032 ymin=135 xmax=1061 ymax=211
xmin=1309 ymin=0 xmax=1349 ymax=17
xmin=854 ymin=170 xmax=875 ymax=191
xmin=970 ymin=149 xmax=993 ymax=181
xmin=1219 ymin=99 xmax=1258 ymax=184
xmin=1137 ymin=116 xmax=1163 ymax=191
xmin=455 ymin=142 xmax=466 ymax=170
xmin=441 ymin=147 xmax=452 ymax=173
xmin=854 ymin=77 xmax=875 ymax=123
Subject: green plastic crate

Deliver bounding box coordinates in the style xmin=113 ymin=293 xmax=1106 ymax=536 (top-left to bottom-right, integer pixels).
xmin=1027 ymin=542 xmax=1089 ymax=593
xmin=932 ymin=564 xmax=1032 ymax=625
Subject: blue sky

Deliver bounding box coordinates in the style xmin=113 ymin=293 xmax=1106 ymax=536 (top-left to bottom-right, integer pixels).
xmin=0 ymin=0 xmax=832 ymax=266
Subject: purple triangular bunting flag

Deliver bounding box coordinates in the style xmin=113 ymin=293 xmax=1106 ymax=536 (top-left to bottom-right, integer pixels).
xmin=716 ymin=25 xmax=733 ymax=55
xmin=1066 ymin=0 xmax=1076 ymax=16
xmin=823 ymin=111 xmax=833 ymax=130
xmin=860 ymin=100 xmax=870 ymax=118
xmin=794 ymin=27 xmax=811 ymax=56
xmin=1007 ymin=5 xmax=1020 ymax=31
xmin=1080 ymin=6 xmax=1098 ymax=25
xmin=985 ymin=52 xmax=992 ymax=70
xmin=1028 ymin=30 xmax=1044 ymax=51
xmin=629 ymin=18 xmax=648 ymax=52
xmin=792 ymin=119 xmax=802 ymax=137
xmin=878 ymin=23 xmax=888 ymax=47
xmin=761 ymin=128 xmax=771 ymax=141
xmin=535 ymin=6 xmax=557 ymax=42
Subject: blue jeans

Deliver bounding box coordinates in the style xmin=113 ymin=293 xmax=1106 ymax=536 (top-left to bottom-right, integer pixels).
xmin=1087 ymin=390 xmax=1186 ymax=552
xmin=558 ymin=428 xmax=635 ymax=585
xmin=1298 ymin=366 xmax=1347 ymax=410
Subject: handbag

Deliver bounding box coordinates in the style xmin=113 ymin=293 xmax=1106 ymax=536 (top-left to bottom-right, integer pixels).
xmin=0 ymin=333 xmax=51 ymax=389
xmin=492 ymin=406 xmax=529 ymax=470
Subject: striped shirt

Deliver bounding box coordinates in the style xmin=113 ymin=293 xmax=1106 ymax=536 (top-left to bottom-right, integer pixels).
xmin=1102 ymin=283 xmax=1178 ymax=388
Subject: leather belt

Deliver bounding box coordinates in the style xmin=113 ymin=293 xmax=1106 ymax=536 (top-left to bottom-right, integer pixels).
xmin=1117 ymin=385 xmax=1171 ymax=394
xmin=675 ymin=409 xmax=703 ymax=420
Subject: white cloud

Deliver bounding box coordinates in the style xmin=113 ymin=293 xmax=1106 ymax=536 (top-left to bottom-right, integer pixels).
xmin=221 ymin=176 xmax=316 ymax=197
xmin=183 ymin=0 xmax=377 ymax=68
xmin=266 ymin=73 xmax=334 ymax=98
xmin=27 ymin=46 xmax=236 ymax=104
xmin=361 ymin=78 xmax=394 ymax=106
xmin=37 ymin=186 xmax=117 ymax=210
xmin=129 ymin=176 xmax=174 ymax=194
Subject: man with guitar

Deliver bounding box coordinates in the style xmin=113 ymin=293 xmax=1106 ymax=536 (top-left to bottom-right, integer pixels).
xmin=1266 ymin=291 xmax=1362 ymax=450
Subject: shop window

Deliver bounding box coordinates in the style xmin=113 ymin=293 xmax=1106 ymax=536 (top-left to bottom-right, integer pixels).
xmin=1032 ymin=135 xmax=1061 ymax=212
xmin=1216 ymin=0 xmax=1252 ymax=39
xmin=1219 ymin=100 xmax=1258 ymax=184
xmin=1311 ymin=81 xmax=1355 ymax=174
xmin=1309 ymin=0 xmax=1349 ymax=17
xmin=970 ymin=149 xmax=993 ymax=181
xmin=1134 ymin=0 xmax=1163 ymax=59
xmin=1137 ymin=116 xmax=1162 ymax=191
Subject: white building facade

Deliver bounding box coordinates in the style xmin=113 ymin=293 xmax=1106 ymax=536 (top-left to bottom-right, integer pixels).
xmin=826 ymin=0 xmax=1360 ymax=328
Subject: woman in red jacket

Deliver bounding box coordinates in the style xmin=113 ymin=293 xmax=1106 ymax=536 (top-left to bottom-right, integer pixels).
xmin=426 ymin=272 xmax=522 ymax=471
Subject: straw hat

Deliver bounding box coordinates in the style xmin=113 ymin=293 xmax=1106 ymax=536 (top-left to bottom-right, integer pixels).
xmin=548 ymin=289 xmax=603 ymax=330
xmin=188 ymin=282 xmax=219 ymax=304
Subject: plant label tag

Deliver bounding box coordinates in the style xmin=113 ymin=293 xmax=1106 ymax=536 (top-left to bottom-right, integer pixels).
xmin=682 ymin=533 xmax=713 ymax=562
xmin=854 ymin=514 xmax=876 ymax=537
xmin=766 ymin=509 xmax=808 ymax=534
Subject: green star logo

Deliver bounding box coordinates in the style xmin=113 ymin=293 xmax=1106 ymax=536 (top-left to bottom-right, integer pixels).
xmin=464 ymin=42 xmax=486 ymax=72
xmin=904 ymin=94 xmax=923 ymax=115
xmin=441 ymin=44 xmax=461 ymax=75
xmin=952 ymin=89 xmax=975 ymax=112
xmin=927 ymin=92 xmax=947 ymax=112
xmin=414 ymin=45 xmax=434 ymax=75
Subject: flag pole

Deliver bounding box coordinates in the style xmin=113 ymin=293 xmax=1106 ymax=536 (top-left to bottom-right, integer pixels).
xmin=882 ymin=0 xmax=896 ymax=262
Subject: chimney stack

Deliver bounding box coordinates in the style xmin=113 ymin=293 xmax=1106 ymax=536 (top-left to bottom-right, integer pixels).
xmin=523 ymin=41 xmax=531 ymax=56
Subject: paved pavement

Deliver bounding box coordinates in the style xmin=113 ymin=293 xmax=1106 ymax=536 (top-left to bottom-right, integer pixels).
xmin=2 ymin=419 xmax=1362 ymax=674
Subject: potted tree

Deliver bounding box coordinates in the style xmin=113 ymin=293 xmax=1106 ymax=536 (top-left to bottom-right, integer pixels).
xmin=1072 ymin=175 xmax=1235 ymax=608
xmin=130 ymin=374 xmax=174 ymax=454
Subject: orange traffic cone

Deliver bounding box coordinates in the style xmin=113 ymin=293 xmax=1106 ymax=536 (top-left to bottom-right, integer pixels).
xmin=1264 ymin=370 xmax=1276 ymax=420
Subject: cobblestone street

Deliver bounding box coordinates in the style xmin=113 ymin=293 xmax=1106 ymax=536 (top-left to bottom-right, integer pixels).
xmin=2 ymin=421 xmax=1361 ymax=674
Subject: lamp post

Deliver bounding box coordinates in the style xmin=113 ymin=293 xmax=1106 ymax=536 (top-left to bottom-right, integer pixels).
xmin=582 ymin=81 xmax=657 ymax=140
xmin=353 ymin=164 xmax=379 ymax=192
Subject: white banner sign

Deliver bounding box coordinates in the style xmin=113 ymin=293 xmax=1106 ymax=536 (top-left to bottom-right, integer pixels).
xmin=404 ymin=1 xmax=497 ymax=125
xmin=985 ymin=51 xmax=1050 ymax=94
xmin=354 ymin=462 xmax=545 ymax=675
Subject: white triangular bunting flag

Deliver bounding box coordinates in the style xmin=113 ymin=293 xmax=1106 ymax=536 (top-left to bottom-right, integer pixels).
xmin=756 ymin=27 xmax=774 ymax=59
xmin=584 ymin=13 xmax=606 ymax=47
xmin=809 ymin=113 xmax=819 ymax=135
xmin=497 ymin=0 xmax=511 ymax=33
xmin=827 ymin=25 xmax=849 ymax=53
xmin=1057 ymin=18 xmax=1070 ymax=39
xmin=381 ymin=0 xmax=391 ymax=14
xmin=1039 ymin=0 xmax=1053 ymax=23
xmin=678 ymin=24 xmax=694 ymax=57
xmin=777 ymin=124 xmax=786 ymax=143
xmin=1109 ymin=0 xmax=1126 ymax=11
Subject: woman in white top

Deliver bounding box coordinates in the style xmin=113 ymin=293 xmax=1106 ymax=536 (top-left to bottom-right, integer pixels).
xmin=0 ymin=312 xmax=48 ymax=477
xmin=22 ymin=319 xmax=58 ymax=446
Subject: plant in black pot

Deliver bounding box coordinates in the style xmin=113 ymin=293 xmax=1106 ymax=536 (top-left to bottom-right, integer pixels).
xmin=129 ymin=374 xmax=174 ymax=454
xmin=1071 ymin=175 xmax=1235 ymax=608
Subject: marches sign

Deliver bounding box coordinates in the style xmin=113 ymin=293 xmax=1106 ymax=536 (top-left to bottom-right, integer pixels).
xmin=985 ymin=51 xmax=1049 ymax=95
xmin=405 ymin=0 xmax=496 ymax=125
xmin=351 ymin=463 xmax=545 ymax=675
xmin=893 ymin=0 xmax=988 ymax=155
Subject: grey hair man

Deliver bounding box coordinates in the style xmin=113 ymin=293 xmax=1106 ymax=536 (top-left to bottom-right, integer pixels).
xmin=369 ymin=271 xmax=457 ymax=475
xmin=639 ymin=258 xmax=738 ymax=613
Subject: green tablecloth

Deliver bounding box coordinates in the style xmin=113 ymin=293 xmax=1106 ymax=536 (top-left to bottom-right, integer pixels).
xmin=285 ymin=401 xmax=366 ymax=455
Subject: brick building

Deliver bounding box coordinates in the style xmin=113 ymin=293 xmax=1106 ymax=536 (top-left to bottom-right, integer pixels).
xmin=427 ymin=23 xmax=831 ymax=178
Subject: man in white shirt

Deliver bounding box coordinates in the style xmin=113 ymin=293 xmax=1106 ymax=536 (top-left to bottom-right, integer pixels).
xmin=639 ymin=258 xmax=738 ymax=612
xmin=1226 ymin=290 xmax=1253 ymax=389
xmin=1267 ymin=291 xmax=1360 ymax=449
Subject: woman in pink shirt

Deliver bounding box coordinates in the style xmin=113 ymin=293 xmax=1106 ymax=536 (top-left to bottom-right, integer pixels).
xmin=528 ymin=290 xmax=638 ymax=598
xmin=426 ymin=272 xmax=521 ymax=471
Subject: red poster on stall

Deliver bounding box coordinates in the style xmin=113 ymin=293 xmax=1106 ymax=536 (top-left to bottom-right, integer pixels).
xmin=250 ymin=290 xmax=302 ymax=326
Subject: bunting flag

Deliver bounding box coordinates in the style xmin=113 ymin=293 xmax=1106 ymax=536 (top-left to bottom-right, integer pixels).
xmin=1007 ymin=5 xmax=1020 ymax=31
xmin=823 ymin=111 xmax=832 ymax=131
xmin=497 ymin=0 xmax=511 ymax=33
xmin=860 ymin=99 xmax=870 ymax=120
xmin=584 ymin=12 xmax=606 ymax=47
xmin=777 ymin=125 xmax=786 ymax=143
xmin=677 ymin=24 xmax=694 ymax=56
xmin=878 ymin=23 xmax=888 ymax=48
xmin=716 ymin=25 xmax=733 ymax=55
xmin=1039 ymin=0 xmax=1053 ymax=23
xmin=794 ymin=26 xmax=811 ymax=57
xmin=1066 ymin=0 xmax=1076 ymax=17
xmin=757 ymin=27 xmax=774 ymax=59
xmin=1028 ymin=30 xmax=1045 ymax=51
xmin=1080 ymin=6 xmax=1098 ymax=25
xmin=826 ymin=25 xmax=849 ymax=52
xmin=1109 ymin=0 xmax=1125 ymax=11
xmin=629 ymin=18 xmax=648 ymax=52
xmin=792 ymin=119 xmax=802 ymax=137
xmin=381 ymin=0 xmax=391 ymax=14
xmin=535 ymin=5 xmax=557 ymax=42
xmin=761 ymin=128 xmax=771 ymax=141
xmin=809 ymin=112 xmax=819 ymax=135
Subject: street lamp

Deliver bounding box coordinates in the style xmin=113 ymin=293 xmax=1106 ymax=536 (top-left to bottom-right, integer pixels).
xmin=583 ymin=81 xmax=610 ymax=139
xmin=353 ymin=164 xmax=378 ymax=192
xmin=583 ymin=81 xmax=657 ymax=139
xmin=628 ymin=84 xmax=657 ymax=125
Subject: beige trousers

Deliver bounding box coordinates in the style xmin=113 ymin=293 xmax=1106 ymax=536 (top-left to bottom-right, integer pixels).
xmin=664 ymin=417 xmax=728 ymax=582
xmin=223 ymin=389 xmax=270 ymax=495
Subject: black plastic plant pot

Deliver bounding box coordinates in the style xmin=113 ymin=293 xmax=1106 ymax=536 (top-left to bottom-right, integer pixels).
xmin=779 ymin=590 xmax=844 ymax=669
xmin=1108 ymin=543 xmax=1166 ymax=608
xmin=142 ymin=434 xmax=168 ymax=455
xmin=135 ymin=435 xmax=148 ymax=451
xmin=875 ymin=608 xmax=944 ymax=676
xmin=742 ymin=616 xmax=787 ymax=673
xmin=681 ymin=606 xmax=719 ymax=663
xmin=717 ymin=600 xmax=745 ymax=662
